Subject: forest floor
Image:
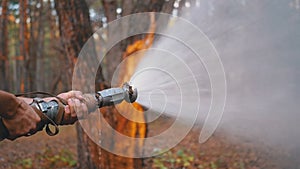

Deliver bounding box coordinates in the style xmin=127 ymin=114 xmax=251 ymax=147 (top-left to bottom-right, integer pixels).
xmin=0 ymin=120 xmax=298 ymax=169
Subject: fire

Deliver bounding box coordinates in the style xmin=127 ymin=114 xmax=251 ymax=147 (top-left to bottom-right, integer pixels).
xmin=113 ymin=13 xmax=157 ymax=141
xmin=123 ymin=13 xmax=156 ymax=58
xmin=132 ymin=102 xmax=144 ymax=112
xmin=123 ymin=33 xmax=154 ymax=57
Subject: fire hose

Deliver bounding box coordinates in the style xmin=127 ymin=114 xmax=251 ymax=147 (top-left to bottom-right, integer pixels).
xmin=0 ymin=82 xmax=137 ymax=140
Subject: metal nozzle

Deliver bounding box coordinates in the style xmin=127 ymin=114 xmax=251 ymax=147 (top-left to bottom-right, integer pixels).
xmin=122 ymin=82 xmax=138 ymax=103
xmin=95 ymin=82 xmax=138 ymax=107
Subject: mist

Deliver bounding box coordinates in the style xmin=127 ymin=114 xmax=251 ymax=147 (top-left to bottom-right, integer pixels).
xmin=190 ymin=0 xmax=300 ymax=154
xmin=130 ymin=0 xmax=300 ymax=161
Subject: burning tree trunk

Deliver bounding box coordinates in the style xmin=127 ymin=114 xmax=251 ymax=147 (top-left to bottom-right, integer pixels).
xmin=95 ymin=1 xmax=175 ymax=169
xmin=0 ymin=0 xmax=8 ymax=90
xmin=55 ymin=0 xmax=175 ymax=168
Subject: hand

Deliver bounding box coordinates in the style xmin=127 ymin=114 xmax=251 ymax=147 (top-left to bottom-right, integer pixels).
xmin=57 ymin=91 xmax=88 ymax=125
xmin=2 ymin=99 xmax=41 ymax=140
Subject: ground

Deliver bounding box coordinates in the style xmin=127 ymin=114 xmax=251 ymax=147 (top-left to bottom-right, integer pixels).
xmin=0 ymin=126 xmax=77 ymax=169
xmin=0 ymin=122 xmax=298 ymax=169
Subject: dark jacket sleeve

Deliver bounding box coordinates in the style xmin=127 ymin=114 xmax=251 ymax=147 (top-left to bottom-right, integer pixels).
xmin=0 ymin=90 xmax=21 ymax=119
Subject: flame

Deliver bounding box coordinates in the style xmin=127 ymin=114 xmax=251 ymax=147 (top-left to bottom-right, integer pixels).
xmin=123 ymin=13 xmax=156 ymax=58
xmin=114 ymin=13 xmax=157 ymax=140
xmin=132 ymin=102 xmax=144 ymax=112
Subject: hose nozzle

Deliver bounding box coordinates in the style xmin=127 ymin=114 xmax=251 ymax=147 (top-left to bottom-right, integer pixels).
xmin=123 ymin=82 xmax=138 ymax=103
xmin=94 ymin=82 xmax=138 ymax=108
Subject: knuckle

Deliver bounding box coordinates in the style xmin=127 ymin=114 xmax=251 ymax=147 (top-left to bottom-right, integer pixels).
xmin=71 ymin=112 xmax=77 ymax=118
xmin=36 ymin=115 xmax=41 ymax=122
xmin=74 ymin=90 xmax=81 ymax=94
xmin=83 ymin=107 xmax=88 ymax=113
xmin=15 ymin=130 xmax=23 ymax=137
xmin=30 ymin=124 xmax=37 ymax=131
xmin=58 ymin=94 xmax=66 ymax=98
xmin=65 ymin=105 xmax=70 ymax=114
xmin=68 ymin=99 xmax=74 ymax=106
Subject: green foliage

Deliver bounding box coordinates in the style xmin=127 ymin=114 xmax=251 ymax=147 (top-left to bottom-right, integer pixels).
xmin=16 ymin=158 xmax=33 ymax=169
xmin=233 ymin=160 xmax=246 ymax=169
xmin=39 ymin=147 xmax=77 ymax=168
xmin=14 ymin=147 xmax=77 ymax=168
xmin=153 ymin=149 xmax=194 ymax=169
xmin=210 ymin=161 xmax=218 ymax=169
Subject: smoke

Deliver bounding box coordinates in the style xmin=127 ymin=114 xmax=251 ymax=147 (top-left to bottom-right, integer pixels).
xmin=131 ymin=0 xmax=300 ymax=160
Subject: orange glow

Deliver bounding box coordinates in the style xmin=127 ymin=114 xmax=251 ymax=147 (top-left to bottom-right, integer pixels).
xmin=124 ymin=34 xmax=154 ymax=57
xmin=8 ymin=14 xmax=15 ymax=22
xmin=10 ymin=56 xmax=25 ymax=61
xmin=132 ymin=102 xmax=144 ymax=112
xmin=20 ymin=80 xmax=24 ymax=93
xmin=113 ymin=13 xmax=156 ymax=141
xmin=123 ymin=13 xmax=156 ymax=58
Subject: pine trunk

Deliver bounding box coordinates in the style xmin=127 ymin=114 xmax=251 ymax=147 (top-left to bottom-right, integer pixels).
xmin=55 ymin=0 xmax=175 ymax=168
xmin=54 ymin=0 xmax=102 ymax=168
xmin=0 ymin=0 xmax=8 ymax=90
xmin=19 ymin=0 xmax=30 ymax=92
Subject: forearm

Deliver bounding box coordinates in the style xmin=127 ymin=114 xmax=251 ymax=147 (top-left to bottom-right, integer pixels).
xmin=0 ymin=91 xmax=21 ymax=119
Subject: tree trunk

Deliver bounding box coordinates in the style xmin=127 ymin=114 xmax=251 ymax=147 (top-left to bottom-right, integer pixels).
xmin=54 ymin=0 xmax=102 ymax=168
xmin=54 ymin=0 xmax=93 ymax=88
xmin=13 ymin=20 xmax=20 ymax=93
xmin=35 ymin=0 xmax=45 ymax=91
xmin=19 ymin=0 xmax=30 ymax=92
xmin=28 ymin=0 xmax=38 ymax=91
xmin=101 ymin=0 xmax=122 ymax=83
xmin=94 ymin=1 xmax=175 ymax=169
xmin=55 ymin=0 xmax=175 ymax=168
xmin=0 ymin=0 xmax=8 ymax=90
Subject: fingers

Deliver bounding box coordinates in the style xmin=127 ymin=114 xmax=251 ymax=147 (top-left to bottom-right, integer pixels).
xmin=58 ymin=91 xmax=84 ymax=101
xmin=58 ymin=91 xmax=89 ymax=125
xmin=73 ymin=98 xmax=85 ymax=118
xmin=79 ymin=102 xmax=88 ymax=119
xmin=62 ymin=99 xmax=77 ymax=125
xmin=62 ymin=97 xmax=88 ymax=125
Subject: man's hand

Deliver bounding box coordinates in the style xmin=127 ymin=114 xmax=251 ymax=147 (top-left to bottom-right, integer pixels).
xmin=57 ymin=91 xmax=88 ymax=125
xmin=2 ymin=99 xmax=41 ymax=140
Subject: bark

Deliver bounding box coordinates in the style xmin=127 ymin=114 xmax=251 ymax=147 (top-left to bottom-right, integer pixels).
xmin=54 ymin=0 xmax=93 ymax=89
xmin=19 ymin=0 xmax=30 ymax=92
xmin=28 ymin=0 xmax=38 ymax=91
xmin=121 ymin=0 xmax=134 ymax=16
xmin=13 ymin=20 xmax=20 ymax=93
xmin=47 ymin=0 xmax=56 ymax=43
xmin=101 ymin=0 xmax=120 ymax=82
xmin=54 ymin=0 xmax=102 ymax=168
xmin=0 ymin=0 xmax=8 ymax=90
xmin=46 ymin=0 xmax=59 ymax=92
xmin=96 ymin=1 xmax=173 ymax=169
xmin=162 ymin=0 xmax=176 ymax=14
xmin=35 ymin=0 xmax=45 ymax=91
xmin=55 ymin=0 xmax=174 ymax=168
